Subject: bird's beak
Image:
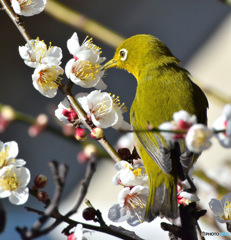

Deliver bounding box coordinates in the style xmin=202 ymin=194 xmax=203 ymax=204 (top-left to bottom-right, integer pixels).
xmin=101 ymin=59 xmax=117 ymax=71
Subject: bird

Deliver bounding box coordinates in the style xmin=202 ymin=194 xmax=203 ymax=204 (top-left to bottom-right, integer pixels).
xmin=102 ymin=34 xmax=208 ymax=222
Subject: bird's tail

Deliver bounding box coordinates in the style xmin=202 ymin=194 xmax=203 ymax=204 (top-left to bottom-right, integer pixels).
xmin=145 ymin=170 xmax=178 ymax=222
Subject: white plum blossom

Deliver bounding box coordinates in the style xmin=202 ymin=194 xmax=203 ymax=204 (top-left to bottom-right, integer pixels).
xmin=159 ymin=110 xmax=197 ymax=142
xmin=65 ymin=32 xmax=106 ymax=90
xmin=0 ymin=141 xmax=26 ymax=169
xmin=55 ymin=98 xmax=78 ymax=124
xmin=209 ymin=192 xmax=231 ymax=224
xmin=19 ymin=38 xmax=62 ymax=68
xmin=185 ymin=124 xmax=213 ymax=153
xmin=65 ymin=59 xmax=106 ymax=90
xmin=77 ymin=90 xmax=131 ymax=130
xmin=67 ymin=32 xmax=105 ymax=63
xmin=112 ymin=160 xmax=149 ymax=187
xmin=32 ymin=64 xmax=64 ymax=98
xmin=213 ymin=104 xmax=231 ymax=148
xmin=0 ymin=165 xmax=30 ymax=205
xmin=11 ymin=0 xmax=46 ymax=17
xmin=67 ymin=224 xmax=91 ymax=240
xmin=108 ymin=186 xmax=149 ymax=226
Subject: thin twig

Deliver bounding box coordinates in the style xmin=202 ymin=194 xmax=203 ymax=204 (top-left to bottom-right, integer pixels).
xmin=66 ymin=92 xmax=122 ymax=163
xmin=0 ymin=0 xmax=30 ymax=42
xmin=66 ymin=153 xmax=97 ymax=217
xmin=16 ymin=161 xmax=68 ymax=239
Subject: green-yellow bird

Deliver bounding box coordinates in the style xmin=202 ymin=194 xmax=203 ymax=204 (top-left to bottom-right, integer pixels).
xmin=103 ymin=34 xmax=208 ymax=222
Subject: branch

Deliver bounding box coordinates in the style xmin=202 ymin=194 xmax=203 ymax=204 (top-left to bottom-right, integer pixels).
xmin=16 ymin=161 xmax=68 ymax=239
xmin=65 ymin=153 xmax=97 ymax=217
xmin=65 ymin=91 xmax=121 ymax=163
xmin=0 ymin=0 xmax=30 ymax=42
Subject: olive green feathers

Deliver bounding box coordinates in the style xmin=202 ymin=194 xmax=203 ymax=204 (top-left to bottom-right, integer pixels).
xmin=103 ymin=34 xmax=208 ymax=222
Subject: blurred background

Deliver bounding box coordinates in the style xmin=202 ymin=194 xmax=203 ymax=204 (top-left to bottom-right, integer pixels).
xmin=0 ymin=0 xmax=231 ymax=239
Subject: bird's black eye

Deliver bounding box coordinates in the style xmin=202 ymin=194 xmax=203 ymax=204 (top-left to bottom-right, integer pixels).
xmin=119 ymin=48 xmax=128 ymax=61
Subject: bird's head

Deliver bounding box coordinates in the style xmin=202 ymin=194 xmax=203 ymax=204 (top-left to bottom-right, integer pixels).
xmin=102 ymin=34 xmax=179 ymax=79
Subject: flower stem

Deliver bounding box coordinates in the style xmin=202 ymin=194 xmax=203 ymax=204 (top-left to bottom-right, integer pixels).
xmin=66 ymin=93 xmax=122 ymax=162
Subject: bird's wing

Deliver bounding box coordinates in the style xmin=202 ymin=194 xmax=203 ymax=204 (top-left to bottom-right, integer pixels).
xmin=133 ymin=120 xmax=172 ymax=174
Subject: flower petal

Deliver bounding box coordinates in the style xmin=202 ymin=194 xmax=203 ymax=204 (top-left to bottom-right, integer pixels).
xmin=9 ymin=187 xmax=29 ymax=205
xmin=108 ymin=204 xmax=126 ymax=223
xmin=209 ymin=198 xmax=224 ymax=216
xmin=4 ymin=141 xmax=18 ymax=159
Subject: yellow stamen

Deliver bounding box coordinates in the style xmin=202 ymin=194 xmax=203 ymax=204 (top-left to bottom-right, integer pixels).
xmin=0 ymin=173 xmax=18 ymax=191
xmin=222 ymin=198 xmax=231 ymax=220
xmin=38 ymin=67 xmax=62 ymax=91
xmin=73 ymin=61 xmax=100 ymax=81
xmin=109 ymin=93 xmax=127 ymax=113
xmin=133 ymin=167 xmax=143 ymax=177
xmin=18 ymin=0 xmax=33 ymax=7
xmin=0 ymin=146 xmax=12 ymax=169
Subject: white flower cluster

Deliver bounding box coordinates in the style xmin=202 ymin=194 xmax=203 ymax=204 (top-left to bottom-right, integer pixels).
xmin=65 ymin=33 xmax=106 ymax=90
xmin=108 ymin=159 xmax=149 ymax=226
xmin=0 ymin=141 xmax=30 ymax=205
xmin=19 ymin=32 xmax=107 ymax=98
xmin=11 ymin=0 xmax=46 ymax=17
xmin=19 ymin=37 xmax=63 ymax=98
xmin=55 ymin=90 xmax=130 ymax=130
xmin=159 ymin=105 xmax=231 ymax=154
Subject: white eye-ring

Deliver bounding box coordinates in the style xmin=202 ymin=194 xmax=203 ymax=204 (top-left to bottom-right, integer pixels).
xmin=119 ymin=48 xmax=128 ymax=61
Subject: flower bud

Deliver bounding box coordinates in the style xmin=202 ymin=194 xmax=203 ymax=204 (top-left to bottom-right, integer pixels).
xmin=118 ymin=148 xmax=131 ymax=160
xmin=1 ymin=105 xmax=15 ymax=121
xmin=34 ymin=174 xmax=48 ymax=189
xmin=90 ymin=127 xmax=104 ymax=140
xmin=37 ymin=191 xmax=49 ymax=203
xmin=82 ymin=207 xmax=97 ymax=221
xmin=28 ymin=114 xmax=48 ymax=137
xmin=75 ymin=128 xmax=87 ymax=141
xmin=0 ymin=105 xmax=15 ymax=132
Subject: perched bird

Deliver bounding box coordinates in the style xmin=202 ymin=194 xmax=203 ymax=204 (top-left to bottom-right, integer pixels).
xmin=102 ymin=34 xmax=208 ymax=222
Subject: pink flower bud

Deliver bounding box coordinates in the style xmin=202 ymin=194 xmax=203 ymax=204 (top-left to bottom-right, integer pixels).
xmin=37 ymin=191 xmax=49 ymax=203
xmin=75 ymin=128 xmax=87 ymax=141
xmin=62 ymin=124 xmax=75 ymax=137
xmin=90 ymin=127 xmax=104 ymax=140
xmin=62 ymin=108 xmax=78 ymax=123
xmin=34 ymin=174 xmax=48 ymax=189
xmin=28 ymin=114 xmax=48 ymax=137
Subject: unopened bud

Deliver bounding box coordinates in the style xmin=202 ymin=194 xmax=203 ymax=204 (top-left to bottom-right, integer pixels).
xmin=0 ymin=106 xmax=15 ymax=132
xmin=82 ymin=207 xmax=97 ymax=221
xmin=37 ymin=191 xmax=49 ymax=203
xmin=75 ymin=128 xmax=87 ymax=141
xmin=90 ymin=127 xmax=104 ymax=140
xmin=1 ymin=105 xmax=15 ymax=120
xmin=34 ymin=174 xmax=48 ymax=189
xmin=28 ymin=114 xmax=48 ymax=137
xmin=118 ymin=148 xmax=131 ymax=160
xmin=62 ymin=124 xmax=75 ymax=137
xmin=62 ymin=108 xmax=78 ymax=123
xmin=84 ymin=144 xmax=97 ymax=158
